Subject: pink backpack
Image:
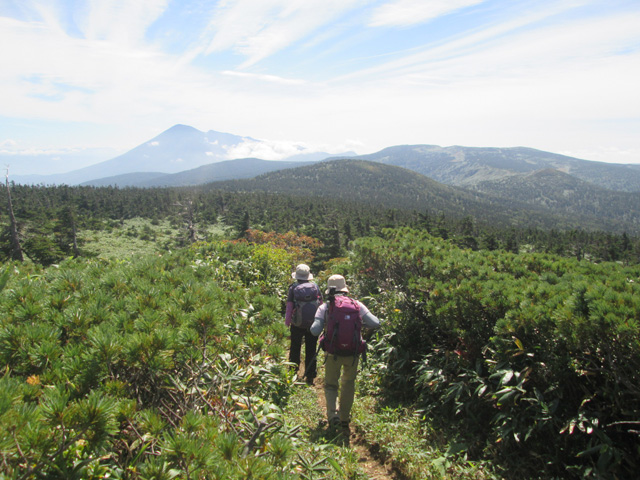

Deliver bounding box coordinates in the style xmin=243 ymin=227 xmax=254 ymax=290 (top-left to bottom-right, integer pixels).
xmin=320 ymin=295 xmax=366 ymax=355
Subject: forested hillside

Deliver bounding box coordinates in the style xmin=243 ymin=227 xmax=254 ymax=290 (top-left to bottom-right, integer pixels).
xmin=209 ymin=159 xmax=640 ymax=235
xmin=472 ymin=169 xmax=640 ymax=232
xmin=3 ymin=180 xmax=639 ymax=267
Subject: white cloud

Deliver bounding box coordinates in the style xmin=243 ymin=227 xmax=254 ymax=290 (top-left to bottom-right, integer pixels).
xmin=222 ymin=70 xmax=307 ymax=86
xmin=339 ymin=3 xmax=640 ymax=107
xmin=369 ymin=0 xmax=485 ymax=27
xmin=1 ymin=0 xmax=639 ymax=166
xmin=0 ymin=139 xmax=18 ymax=149
xmin=224 ymin=138 xmax=310 ymax=160
xmin=200 ymin=0 xmax=365 ymax=67
xmin=77 ymin=0 xmax=169 ymax=46
xmin=149 ymin=141 xmax=159 ymax=146
xmin=0 ymin=146 xmax=82 ymax=156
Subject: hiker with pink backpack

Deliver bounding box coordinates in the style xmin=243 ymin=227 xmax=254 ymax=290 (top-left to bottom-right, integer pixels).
xmin=310 ymin=274 xmax=381 ymax=432
xmin=285 ymin=264 xmax=323 ymax=385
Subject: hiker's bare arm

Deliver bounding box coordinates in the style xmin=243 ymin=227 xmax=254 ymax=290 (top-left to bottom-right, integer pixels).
xmin=362 ymin=311 xmax=380 ymax=330
xmin=310 ymin=303 xmax=327 ymax=336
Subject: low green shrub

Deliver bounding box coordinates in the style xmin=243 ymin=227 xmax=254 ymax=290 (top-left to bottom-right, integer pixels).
xmin=0 ymin=240 xmax=348 ymax=479
xmin=350 ymin=228 xmax=640 ymax=479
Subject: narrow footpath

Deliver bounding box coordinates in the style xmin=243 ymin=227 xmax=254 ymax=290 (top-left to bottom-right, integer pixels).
xmin=311 ymin=381 xmax=403 ymax=480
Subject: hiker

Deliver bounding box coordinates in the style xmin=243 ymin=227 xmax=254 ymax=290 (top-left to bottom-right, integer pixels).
xmin=285 ymin=264 xmax=323 ymax=385
xmin=310 ymin=274 xmax=380 ymax=431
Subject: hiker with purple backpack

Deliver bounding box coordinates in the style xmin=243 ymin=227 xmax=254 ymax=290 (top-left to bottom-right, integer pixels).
xmin=310 ymin=274 xmax=381 ymax=432
xmin=285 ymin=264 xmax=323 ymax=385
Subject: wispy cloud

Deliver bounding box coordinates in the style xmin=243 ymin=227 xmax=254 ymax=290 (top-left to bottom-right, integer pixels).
xmin=339 ymin=3 xmax=640 ymax=88
xmin=199 ymin=0 xmax=364 ymax=68
xmin=1 ymin=0 xmax=639 ymax=166
xmin=368 ymin=0 xmax=485 ymax=27
xmin=222 ymin=70 xmax=307 ymax=86
xmin=1 ymin=145 xmax=84 ymax=155
xmin=0 ymin=139 xmax=18 ymax=149
xmin=77 ymin=0 xmax=169 ymax=46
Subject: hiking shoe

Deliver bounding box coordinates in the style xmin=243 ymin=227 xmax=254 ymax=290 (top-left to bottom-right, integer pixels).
xmin=329 ymin=417 xmax=341 ymax=430
xmin=341 ymin=421 xmax=350 ymax=433
xmin=305 ymin=377 xmax=315 ymax=386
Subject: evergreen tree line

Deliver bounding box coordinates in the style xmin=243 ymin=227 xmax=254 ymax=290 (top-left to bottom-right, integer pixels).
xmin=2 ymin=183 xmax=639 ymax=266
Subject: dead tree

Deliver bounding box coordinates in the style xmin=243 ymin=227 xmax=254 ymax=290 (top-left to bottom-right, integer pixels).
xmin=4 ymin=167 xmax=24 ymax=261
xmin=174 ymin=200 xmax=198 ymax=244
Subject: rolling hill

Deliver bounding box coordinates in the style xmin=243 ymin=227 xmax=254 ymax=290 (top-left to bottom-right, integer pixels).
xmin=205 ymin=159 xmax=640 ymax=233
xmin=353 ymin=145 xmax=640 ymax=192
xmin=472 ymin=168 xmax=640 ymax=232
xmin=81 ymin=158 xmax=316 ymax=187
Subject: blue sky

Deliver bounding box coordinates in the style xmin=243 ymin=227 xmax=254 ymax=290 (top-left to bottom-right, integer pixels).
xmin=1 ymin=0 xmax=639 ymax=174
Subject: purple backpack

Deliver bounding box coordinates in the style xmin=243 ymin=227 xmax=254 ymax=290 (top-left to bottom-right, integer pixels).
xmin=291 ymin=282 xmax=321 ymax=328
xmin=320 ymin=296 xmax=366 ymax=355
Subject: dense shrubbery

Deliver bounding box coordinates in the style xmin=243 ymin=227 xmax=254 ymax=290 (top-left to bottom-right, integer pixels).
xmin=0 ymin=239 xmax=350 ymax=479
xmin=3 ymin=218 xmax=640 ymax=479
xmin=349 ymin=228 xmax=640 ymax=479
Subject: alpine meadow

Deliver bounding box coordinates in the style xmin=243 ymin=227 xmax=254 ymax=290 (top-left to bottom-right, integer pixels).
xmin=2 ymin=152 xmax=640 ymax=479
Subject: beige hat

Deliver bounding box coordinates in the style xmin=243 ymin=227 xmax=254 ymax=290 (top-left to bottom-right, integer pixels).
xmin=325 ymin=274 xmax=348 ymax=294
xmin=292 ymin=264 xmax=313 ymax=281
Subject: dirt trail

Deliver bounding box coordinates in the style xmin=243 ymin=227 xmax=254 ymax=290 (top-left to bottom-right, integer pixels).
xmin=311 ymin=381 xmax=401 ymax=480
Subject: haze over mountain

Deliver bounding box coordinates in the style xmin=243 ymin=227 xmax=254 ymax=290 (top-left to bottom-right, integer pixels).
xmin=12 ymin=125 xmax=352 ymax=186
xmin=82 ymin=158 xmax=315 ymax=188
xmin=9 ymin=124 xmax=640 ymax=234
xmin=351 ymin=145 xmax=640 ymax=192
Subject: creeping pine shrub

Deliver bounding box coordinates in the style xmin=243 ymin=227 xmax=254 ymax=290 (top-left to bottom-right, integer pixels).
xmin=0 ymin=240 xmax=345 ymax=479
xmin=350 ymin=228 xmax=640 ymax=479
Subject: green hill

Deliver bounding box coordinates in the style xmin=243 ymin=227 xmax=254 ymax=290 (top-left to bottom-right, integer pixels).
xmin=473 ymin=168 xmax=640 ymax=232
xmin=208 ymin=159 xmax=640 ymax=234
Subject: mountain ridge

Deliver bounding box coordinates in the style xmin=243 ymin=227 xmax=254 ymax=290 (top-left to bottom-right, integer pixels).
xmin=351 ymin=144 xmax=640 ymax=192
xmin=12 ymin=124 xmax=640 ymax=193
xmin=205 ymin=159 xmax=640 ymax=234
xmin=81 ymin=158 xmax=318 ymax=187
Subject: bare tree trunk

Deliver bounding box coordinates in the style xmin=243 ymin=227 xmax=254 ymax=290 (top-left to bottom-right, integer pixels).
xmin=5 ymin=168 xmax=24 ymax=261
xmin=71 ymin=220 xmax=80 ymax=257
xmin=175 ymin=200 xmax=198 ymax=244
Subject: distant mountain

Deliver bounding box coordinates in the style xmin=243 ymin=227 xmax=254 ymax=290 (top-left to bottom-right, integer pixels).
xmin=80 ymin=172 xmax=170 ymax=188
xmin=81 ymin=158 xmax=316 ymax=187
xmin=353 ymin=145 xmax=640 ymax=192
xmin=14 ymin=124 xmax=351 ymax=186
xmin=207 ymin=159 xmax=635 ymax=232
xmin=14 ymin=125 xmax=243 ymax=185
xmin=202 ymin=159 xmax=640 ymax=233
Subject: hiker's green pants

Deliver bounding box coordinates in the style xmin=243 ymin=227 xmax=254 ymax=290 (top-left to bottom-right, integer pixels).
xmin=324 ymin=354 xmax=359 ymax=423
